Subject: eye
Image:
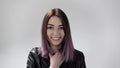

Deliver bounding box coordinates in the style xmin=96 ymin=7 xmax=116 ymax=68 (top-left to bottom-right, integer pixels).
xmin=59 ymin=26 xmax=64 ymax=29
xmin=47 ymin=26 xmax=53 ymax=29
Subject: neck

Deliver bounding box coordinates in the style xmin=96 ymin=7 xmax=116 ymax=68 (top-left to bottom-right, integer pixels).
xmin=51 ymin=44 xmax=61 ymax=53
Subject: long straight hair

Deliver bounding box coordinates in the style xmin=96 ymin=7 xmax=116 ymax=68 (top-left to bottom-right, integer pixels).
xmin=39 ymin=8 xmax=74 ymax=62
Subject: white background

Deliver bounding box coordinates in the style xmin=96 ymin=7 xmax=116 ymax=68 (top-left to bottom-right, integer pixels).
xmin=0 ymin=0 xmax=120 ymax=68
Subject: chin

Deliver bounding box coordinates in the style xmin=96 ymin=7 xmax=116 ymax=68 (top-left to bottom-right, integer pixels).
xmin=51 ymin=41 xmax=62 ymax=46
xmin=52 ymin=43 xmax=61 ymax=46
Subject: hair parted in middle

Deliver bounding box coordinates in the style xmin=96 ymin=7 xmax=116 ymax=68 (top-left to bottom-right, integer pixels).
xmin=39 ymin=8 xmax=74 ymax=62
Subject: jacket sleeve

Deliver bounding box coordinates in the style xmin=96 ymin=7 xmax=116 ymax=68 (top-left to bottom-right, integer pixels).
xmin=26 ymin=47 xmax=41 ymax=68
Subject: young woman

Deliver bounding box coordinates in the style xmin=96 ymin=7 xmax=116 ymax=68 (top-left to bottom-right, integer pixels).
xmin=27 ymin=8 xmax=86 ymax=68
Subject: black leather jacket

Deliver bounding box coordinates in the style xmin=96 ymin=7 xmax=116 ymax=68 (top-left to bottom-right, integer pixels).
xmin=27 ymin=47 xmax=86 ymax=68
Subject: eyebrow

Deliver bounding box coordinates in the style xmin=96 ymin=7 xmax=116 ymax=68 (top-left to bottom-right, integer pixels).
xmin=47 ymin=24 xmax=63 ymax=27
xmin=47 ymin=24 xmax=54 ymax=26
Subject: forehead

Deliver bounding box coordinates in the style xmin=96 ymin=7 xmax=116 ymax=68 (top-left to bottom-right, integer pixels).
xmin=48 ymin=16 xmax=62 ymax=25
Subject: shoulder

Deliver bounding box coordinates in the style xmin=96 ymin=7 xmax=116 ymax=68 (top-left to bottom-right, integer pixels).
xmin=27 ymin=47 xmax=42 ymax=68
xmin=73 ymin=49 xmax=86 ymax=68
xmin=74 ymin=49 xmax=85 ymax=60
xmin=29 ymin=47 xmax=40 ymax=56
xmin=74 ymin=49 xmax=85 ymax=57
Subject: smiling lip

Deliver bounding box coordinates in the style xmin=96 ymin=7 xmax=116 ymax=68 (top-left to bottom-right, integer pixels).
xmin=52 ymin=37 xmax=61 ymax=40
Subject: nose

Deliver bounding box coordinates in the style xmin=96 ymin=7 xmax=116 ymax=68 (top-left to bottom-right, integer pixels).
xmin=53 ymin=28 xmax=59 ymax=36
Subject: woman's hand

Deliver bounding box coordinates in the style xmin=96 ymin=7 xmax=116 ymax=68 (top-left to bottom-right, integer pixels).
xmin=49 ymin=52 xmax=64 ymax=68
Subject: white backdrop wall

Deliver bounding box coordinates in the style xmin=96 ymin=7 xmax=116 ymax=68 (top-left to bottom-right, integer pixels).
xmin=0 ymin=0 xmax=120 ymax=68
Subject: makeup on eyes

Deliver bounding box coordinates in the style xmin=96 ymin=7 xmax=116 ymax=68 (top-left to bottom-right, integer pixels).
xmin=47 ymin=24 xmax=64 ymax=30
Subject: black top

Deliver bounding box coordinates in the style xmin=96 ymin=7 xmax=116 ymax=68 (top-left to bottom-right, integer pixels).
xmin=26 ymin=47 xmax=86 ymax=68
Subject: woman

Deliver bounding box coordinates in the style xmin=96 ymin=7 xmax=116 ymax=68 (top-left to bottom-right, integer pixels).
xmin=27 ymin=8 xmax=86 ymax=68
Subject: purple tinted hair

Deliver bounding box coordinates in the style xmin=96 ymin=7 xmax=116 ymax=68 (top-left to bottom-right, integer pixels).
xmin=39 ymin=8 xmax=74 ymax=62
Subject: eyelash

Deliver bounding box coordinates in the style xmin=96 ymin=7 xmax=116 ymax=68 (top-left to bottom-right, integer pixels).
xmin=59 ymin=27 xmax=63 ymax=29
xmin=47 ymin=26 xmax=64 ymax=29
xmin=47 ymin=27 xmax=53 ymax=29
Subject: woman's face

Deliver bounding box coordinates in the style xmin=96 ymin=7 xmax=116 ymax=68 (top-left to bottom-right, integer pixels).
xmin=47 ymin=16 xmax=65 ymax=47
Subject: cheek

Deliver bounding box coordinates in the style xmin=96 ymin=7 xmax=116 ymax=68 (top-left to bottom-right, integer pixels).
xmin=47 ymin=30 xmax=51 ymax=38
xmin=61 ymin=30 xmax=65 ymax=37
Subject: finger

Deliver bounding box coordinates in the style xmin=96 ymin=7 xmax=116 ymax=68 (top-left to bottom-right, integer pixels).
xmin=61 ymin=57 xmax=65 ymax=62
xmin=49 ymin=53 xmax=52 ymax=58
xmin=53 ymin=52 xmax=59 ymax=57
xmin=55 ymin=52 xmax=59 ymax=55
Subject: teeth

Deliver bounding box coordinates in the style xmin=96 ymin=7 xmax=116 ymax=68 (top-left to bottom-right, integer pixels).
xmin=52 ymin=37 xmax=60 ymax=40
